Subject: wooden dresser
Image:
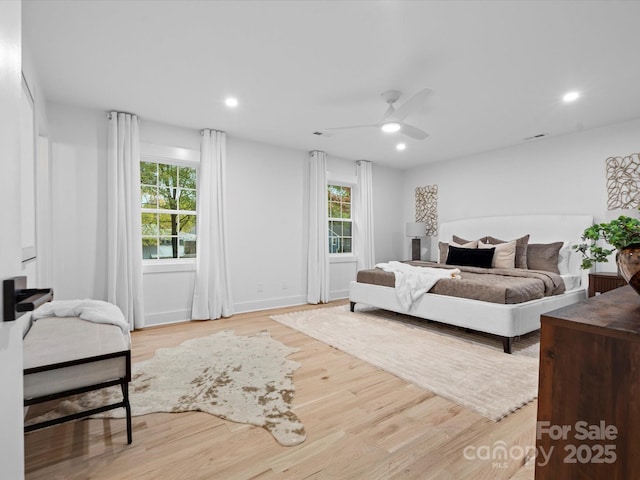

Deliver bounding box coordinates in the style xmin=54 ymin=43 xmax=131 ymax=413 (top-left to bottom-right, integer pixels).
xmin=588 ymin=272 xmax=627 ymax=297
xmin=536 ymin=286 xmax=640 ymax=479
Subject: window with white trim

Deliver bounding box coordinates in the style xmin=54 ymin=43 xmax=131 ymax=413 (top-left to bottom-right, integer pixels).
xmin=328 ymin=184 xmax=352 ymax=254
xmin=140 ymin=160 xmax=197 ymax=260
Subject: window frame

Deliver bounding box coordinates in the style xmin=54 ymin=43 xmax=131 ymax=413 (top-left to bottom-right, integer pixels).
xmin=140 ymin=143 xmax=199 ymax=270
xmin=327 ymin=180 xmax=355 ymax=258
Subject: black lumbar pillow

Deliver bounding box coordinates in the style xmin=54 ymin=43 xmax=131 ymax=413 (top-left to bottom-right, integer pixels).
xmin=446 ymin=245 xmax=495 ymax=268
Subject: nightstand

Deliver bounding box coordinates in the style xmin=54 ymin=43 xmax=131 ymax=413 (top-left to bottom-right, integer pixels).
xmin=588 ymin=272 xmax=627 ymax=297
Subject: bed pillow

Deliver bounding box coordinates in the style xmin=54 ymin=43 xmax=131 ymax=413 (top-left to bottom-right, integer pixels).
xmin=527 ymin=242 xmax=563 ymax=273
xmin=485 ymin=234 xmax=530 ymax=269
xmin=478 ymin=240 xmax=516 ymax=269
xmin=438 ymin=240 xmax=478 ymax=263
xmin=446 ymin=245 xmax=495 ymax=268
xmin=452 ymin=235 xmax=489 ymax=245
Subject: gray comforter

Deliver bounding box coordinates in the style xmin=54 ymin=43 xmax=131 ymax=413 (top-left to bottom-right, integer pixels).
xmin=356 ymin=261 xmax=565 ymax=304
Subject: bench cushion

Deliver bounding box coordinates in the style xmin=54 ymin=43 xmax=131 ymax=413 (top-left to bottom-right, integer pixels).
xmin=23 ymin=316 xmax=129 ymax=399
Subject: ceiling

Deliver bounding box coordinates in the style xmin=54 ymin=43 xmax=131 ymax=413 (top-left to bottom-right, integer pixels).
xmin=22 ymin=0 xmax=640 ymax=169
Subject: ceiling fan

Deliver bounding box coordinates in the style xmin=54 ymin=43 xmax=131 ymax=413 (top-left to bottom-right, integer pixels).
xmin=325 ymin=88 xmax=432 ymax=140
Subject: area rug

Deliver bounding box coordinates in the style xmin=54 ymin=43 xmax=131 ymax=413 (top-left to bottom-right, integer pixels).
xmin=25 ymin=330 xmax=306 ymax=446
xmin=270 ymin=305 xmax=539 ymax=422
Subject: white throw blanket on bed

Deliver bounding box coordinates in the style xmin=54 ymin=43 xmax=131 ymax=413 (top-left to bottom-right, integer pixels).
xmin=375 ymin=261 xmax=461 ymax=311
xmin=32 ymin=299 xmax=131 ymax=344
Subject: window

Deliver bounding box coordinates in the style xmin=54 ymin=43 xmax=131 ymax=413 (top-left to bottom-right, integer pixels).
xmin=140 ymin=161 xmax=197 ymax=260
xmin=328 ymin=184 xmax=352 ymax=254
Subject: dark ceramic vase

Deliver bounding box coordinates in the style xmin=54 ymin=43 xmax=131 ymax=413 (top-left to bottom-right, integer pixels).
xmin=616 ymin=244 xmax=640 ymax=295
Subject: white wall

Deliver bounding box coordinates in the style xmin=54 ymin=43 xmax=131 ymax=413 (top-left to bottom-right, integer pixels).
xmin=0 ymin=1 xmax=26 ymax=477
xmin=403 ymin=117 xmax=640 ymax=268
xmin=372 ymin=163 xmax=405 ymax=263
xmin=48 ymin=104 xmax=108 ymax=300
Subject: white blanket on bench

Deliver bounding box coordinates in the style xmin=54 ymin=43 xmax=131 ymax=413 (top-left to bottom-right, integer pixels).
xmin=32 ymin=299 xmax=131 ymax=344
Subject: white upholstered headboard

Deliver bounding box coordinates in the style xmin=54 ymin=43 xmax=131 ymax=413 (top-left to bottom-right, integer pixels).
xmin=439 ymin=214 xmax=594 ymax=277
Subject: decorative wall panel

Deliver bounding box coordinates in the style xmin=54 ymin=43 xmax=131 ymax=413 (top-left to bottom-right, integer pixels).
xmin=415 ymin=185 xmax=438 ymax=236
xmin=606 ymin=153 xmax=640 ymax=210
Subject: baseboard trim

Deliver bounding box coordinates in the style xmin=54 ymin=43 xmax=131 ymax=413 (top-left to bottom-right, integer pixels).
xmin=234 ymin=295 xmax=308 ymax=314
xmin=144 ymin=309 xmax=192 ymax=327
xmin=143 ymin=291 xmax=349 ymax=327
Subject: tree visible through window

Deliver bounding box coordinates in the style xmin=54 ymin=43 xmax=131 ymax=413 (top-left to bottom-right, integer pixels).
xmin=328 ymin=184 xmax=352 ymax=254
xmin=141 ymin=161 xmax=197 ymax=259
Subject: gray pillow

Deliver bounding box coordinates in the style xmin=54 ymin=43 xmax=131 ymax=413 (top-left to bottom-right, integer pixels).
xmin=452 ymin=235 xmax=488 ymax=244
xmin=486 ymin=234 xmax=530 ymax=269
xmin=527 ymin=242 xmax=563 ymax=274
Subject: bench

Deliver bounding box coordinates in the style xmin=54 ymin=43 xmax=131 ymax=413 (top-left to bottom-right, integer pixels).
xmin=23 ymin=313 xmax=132 ymax=443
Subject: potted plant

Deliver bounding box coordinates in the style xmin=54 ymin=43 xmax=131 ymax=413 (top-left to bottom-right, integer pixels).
xmin=574 ymin=214 xmax=640 ymax=294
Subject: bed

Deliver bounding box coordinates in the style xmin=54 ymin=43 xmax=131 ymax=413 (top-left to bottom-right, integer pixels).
xmin=349 ymin=214 xmax=593 ymax=353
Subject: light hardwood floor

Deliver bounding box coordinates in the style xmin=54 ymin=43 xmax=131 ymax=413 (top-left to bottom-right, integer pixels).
xmin=24 ymin=300 xmax=537 ymax=479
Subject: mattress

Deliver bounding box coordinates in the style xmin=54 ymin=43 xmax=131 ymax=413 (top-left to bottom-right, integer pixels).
xmin=356 ymin=262 xmax=566 ymax=304
xmin=23 ymin=316 xmax=129 ymax=400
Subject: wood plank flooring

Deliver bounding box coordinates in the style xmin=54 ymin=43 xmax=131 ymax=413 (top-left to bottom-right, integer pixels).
xmin=24 ymin=300 xmax=537 ymax=479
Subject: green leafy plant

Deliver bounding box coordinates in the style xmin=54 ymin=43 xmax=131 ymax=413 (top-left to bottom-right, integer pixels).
xmin=574 ymin=214 xmax=640 ymax=269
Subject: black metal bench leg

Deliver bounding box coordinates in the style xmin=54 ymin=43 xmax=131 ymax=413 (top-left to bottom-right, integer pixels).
xmin=121 ymin=381 xmax=132 ymax=444
xmin=350 ymin=301 xmax=355 ymax=312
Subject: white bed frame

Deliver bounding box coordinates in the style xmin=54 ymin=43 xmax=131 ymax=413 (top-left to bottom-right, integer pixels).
xmin=349 ymin=214 xmax=593 ymax=353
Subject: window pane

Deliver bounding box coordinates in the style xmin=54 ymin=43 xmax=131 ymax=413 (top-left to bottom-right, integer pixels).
xmin=159 ymin=236 xmax=178 ymax=259
xmin=180 ymin=238 xmax=197 ymax=258
xmin=329 ymin=237 xmax=338 ymax=254
xmin=140 ymin=162 xmax=157 ymax=185
xmin=141 ymin=186 xmax=157 ymax=208
xmin=329 ymin=202 xmax=341 ymax=218
xmin=159 ymin=213 xmax=176 ymax=235
xmin=179 ymin=166 xmax=197 ymax=189
xmin=158 ymin=163 xmax=177 ymax=188
xmin=158 ymin=187 xmax=177 ymax=210
xmin=343 ymin=238 xmax=352 ymax=253
xmin=141 ymin=213 xmax=158 ymax=236
xmin=342 ymin=203 xmax=351 ymax=219
xmin=142 ymin=238 xmax=158 ymax=260
xmin=179 ymin=188 xmax=196 ymax=211
xmin=342 ymin=221 xmax=352 ymax=236
xmin=179 ymin=214 xmax=197 ymax=235
xmin=342 ymin=186 xmax=351 ymax=202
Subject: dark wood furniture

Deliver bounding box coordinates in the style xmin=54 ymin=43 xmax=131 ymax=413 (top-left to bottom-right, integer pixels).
xmin=536 ymin=286 xmax=640 ymax=479
xmin=588 ymin=272 xmax=627 ymax=297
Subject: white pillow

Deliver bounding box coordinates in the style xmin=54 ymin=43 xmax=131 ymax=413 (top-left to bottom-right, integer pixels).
xmin=452 ymin=240 xmax=478 ymax=248
xmin=557 ymin=241 xmax=572 ymax=275
xmin=478 ymin=240 xmax=516 ymax=269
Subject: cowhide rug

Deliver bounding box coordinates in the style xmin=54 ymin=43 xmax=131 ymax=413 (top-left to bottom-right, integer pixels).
xmin=26 ymin=330 xmax=306 ymax=446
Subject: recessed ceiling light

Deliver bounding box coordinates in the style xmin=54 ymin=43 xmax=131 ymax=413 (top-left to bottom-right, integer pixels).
xmin=396 ymin=143 xmax=406 ymax=151
xmin=225 ymin=97 xmax=238 ymax=107
xmin=563 ymin=91 xmax=580 ymax=103
xmin=381 ymin=122 xmax=401 ymax=133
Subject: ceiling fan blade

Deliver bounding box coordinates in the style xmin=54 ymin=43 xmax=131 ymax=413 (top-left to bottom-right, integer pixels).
xmin=382 ymin=104 xmax=396 ymax=120
xmin=324 ymin=124 xmax=379 ymax=131
xmin=392 ymin=88 xmax=433 ymax=121
xmin=400 ymin=123 xmax=429 ymax=140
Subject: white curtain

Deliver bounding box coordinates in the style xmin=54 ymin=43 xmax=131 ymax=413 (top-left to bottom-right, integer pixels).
xmin=307 ymin=150 xmax=330 ymax=304
xmin=107 ymin=111 xmax=144 ymax=330
xmin=191 ymin=129 xmax=234 ymax=319
xmin=355 ymin=160 xmax=375 ymax=270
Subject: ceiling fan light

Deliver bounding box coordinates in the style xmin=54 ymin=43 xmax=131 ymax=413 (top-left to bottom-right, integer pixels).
xmin=396 ymin=143 xmax=406 ymax=151
xmin=381 ymin=122 xmax=401 ymax=133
